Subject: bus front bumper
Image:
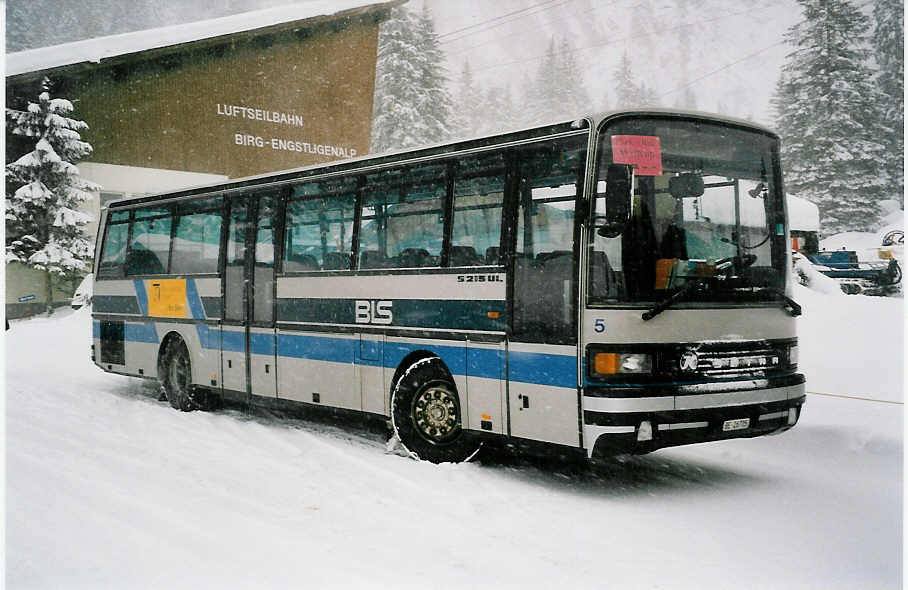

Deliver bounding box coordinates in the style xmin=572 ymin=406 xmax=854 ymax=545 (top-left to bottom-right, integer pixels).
xmin=582 ymin=375 xmax=806 ymax=457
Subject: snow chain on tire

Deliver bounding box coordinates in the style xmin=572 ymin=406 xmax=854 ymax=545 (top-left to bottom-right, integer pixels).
xmin=162 ymin=338 xmax=203 ymax=412
xmin=390 ymin=356 xmax=482 ymax=464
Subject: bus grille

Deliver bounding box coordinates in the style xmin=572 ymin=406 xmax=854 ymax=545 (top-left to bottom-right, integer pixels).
xmin=689 ymin=346 xmax=783 ymax=378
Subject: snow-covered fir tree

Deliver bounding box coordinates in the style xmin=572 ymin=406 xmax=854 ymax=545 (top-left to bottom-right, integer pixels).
xmin=453 ymin=60 xmax=484 ymax=137
xmin=6 ymin=78 xmax=99 ymax=313
xmin=872 ymin=0 xmax=903 ymax=205
xmin=675 ymin=87 xmax=698 ymax=111
xmin=772 ymin=0 xmax=889 ymax=235
xmin=638 ymin=82 xmax=660 ymax=107
xmin=612 ymin=51 xmax=643 ymax=107
xmin=525 ymin=38 xmax=560 ymax=124
xmin=557 ymin=38 xmax=590 ymax=115
xmin=413 ymin=5 xmax=454 ymax=143
xmin=526 ymin=37 xmax=590 ymax=124
xmin=370 ymin=5 xmax=453 ymax=153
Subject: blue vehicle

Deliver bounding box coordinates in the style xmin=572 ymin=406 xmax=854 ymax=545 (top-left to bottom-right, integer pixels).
xmin=805 ymin=249 xmax=902 ymax=295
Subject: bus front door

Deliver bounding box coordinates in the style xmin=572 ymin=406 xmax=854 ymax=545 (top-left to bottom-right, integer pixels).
xmin=222 ymin=193 xmax=279 ymax=402
xmin=506 ymin=140 xmax=582 ymax=447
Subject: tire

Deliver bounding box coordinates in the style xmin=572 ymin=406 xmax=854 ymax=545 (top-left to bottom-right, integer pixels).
xmin=161 ymin=338 xmax=202 ymax=411
xmin=390 ymin=357 xmax=481 ymax=464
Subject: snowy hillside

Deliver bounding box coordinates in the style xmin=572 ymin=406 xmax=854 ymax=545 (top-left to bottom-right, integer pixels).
xmin=6 ymin=288 xmax=903 ymax=589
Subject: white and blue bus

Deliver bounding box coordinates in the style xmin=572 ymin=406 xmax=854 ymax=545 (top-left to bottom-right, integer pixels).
xmin=92 ymin=110 xmax=805 ymax=463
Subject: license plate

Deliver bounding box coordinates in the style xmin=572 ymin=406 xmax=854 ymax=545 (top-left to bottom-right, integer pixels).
xmin=722 ymin=418 xmax=750 ymax=432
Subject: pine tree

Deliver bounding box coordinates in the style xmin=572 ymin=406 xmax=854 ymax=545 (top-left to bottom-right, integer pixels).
xmin=528 ymin=37 xmax=591 ymax=124
xmin=872 ymin=0 xmax=904 ymax=205
xmin=673 ymin=0 xmax=696 ymax=111
xmin=454 ymin=60 xmax=484 ymax=138
xmin=529 ymin=38 xmax=561 ymax=123
xmin=638 ymin=83 xmax=660 ymax=107
xmin=6 ymin=78 xmax=99 ymax=313
xmin=370 ymin=5 xmax=454 ymax=153
xmin=557 ymin=38 xmax=590 ymax=116
xmin=612 ymin=51 xmax=643 ymax=107
xmin=772 ymin=0 xmax=889 ymax=235
xmin=413 ymin=5 xmax=454 ymax=144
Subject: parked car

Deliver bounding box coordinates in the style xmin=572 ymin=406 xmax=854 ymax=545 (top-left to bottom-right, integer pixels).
xmin=71 ymin=274 xmax=93 ymax=309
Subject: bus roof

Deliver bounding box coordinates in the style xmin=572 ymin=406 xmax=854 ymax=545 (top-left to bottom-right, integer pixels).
xmin=105 ymin=109 xmax=779 ymax=209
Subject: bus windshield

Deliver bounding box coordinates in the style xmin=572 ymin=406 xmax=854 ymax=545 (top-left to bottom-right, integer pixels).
xmin=590 ymin=116 xmax=787 ymax=304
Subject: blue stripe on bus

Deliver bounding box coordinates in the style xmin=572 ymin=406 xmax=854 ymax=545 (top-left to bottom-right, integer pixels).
xmin=124 ymin=322 xmax=158 ymax=343
xmin=112 ymin=320 xmax=575 ymax=389
xmin=222 ymin=329 xmax=245 ymax=353
xmin=278 ymin=332 xmax=358 ymax=364
xmin=250 ymin=332 xmax=275 ymax=356
xmin=508 ymin=350 xmax=577 ymax=389
xmin=196 ymin=324 xmax=218 ymax=350
xmin=469 ymin=347 xmax=505 ymax=381
xmin=133 ymin=280 xmax=148 ymax=316
xmin=185 ymin=279 xmax=206 ymax=320
xmin=382 ymin=341 xmax=467 ymax=376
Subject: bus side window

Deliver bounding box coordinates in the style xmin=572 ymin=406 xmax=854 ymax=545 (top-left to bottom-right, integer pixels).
xmin=253 ymin=193 xmax=279 ymax=323
xmin=98 ymin=218 xmax=130 ymax=278
xmin=451 ymin=152 xmax=506 ymax=267
xmin=285 ymin=181 xmax=356 ymax=272
xmin=391 ymin=164 xmax=446 ymax=268
xmin=125 ymin=207 xmax=172 ymax=276
xmin=359 ymin=165 xmax=445 ymax=269
xmin=171 ymin=198 xmax=223 ymax=275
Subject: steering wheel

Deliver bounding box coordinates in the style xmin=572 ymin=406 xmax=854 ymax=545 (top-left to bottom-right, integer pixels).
xmin=714 ymin=254 xmax=757 ymax=275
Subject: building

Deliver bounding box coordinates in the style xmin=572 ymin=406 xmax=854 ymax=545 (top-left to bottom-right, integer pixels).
xmin=6 ymin=0 xmax=398 ymax=317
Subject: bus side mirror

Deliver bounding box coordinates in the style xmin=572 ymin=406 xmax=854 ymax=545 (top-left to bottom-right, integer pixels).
xmin=596 ymin=164 xmax=633 ymax=238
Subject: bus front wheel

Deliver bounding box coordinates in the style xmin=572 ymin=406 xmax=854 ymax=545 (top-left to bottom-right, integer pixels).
xmin=391 ymin=357 xmax=481 ymax=464
xmin=160 ymin=337 xmax=202 ymax=412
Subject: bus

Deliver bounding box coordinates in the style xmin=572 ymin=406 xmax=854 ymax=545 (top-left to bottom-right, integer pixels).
xmin=91 ymin=110 xmax=805 ymax=463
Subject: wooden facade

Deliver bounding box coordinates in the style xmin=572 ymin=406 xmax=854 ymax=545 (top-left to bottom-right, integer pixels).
xmin=7 ymin=5 xmax=390 ymax=179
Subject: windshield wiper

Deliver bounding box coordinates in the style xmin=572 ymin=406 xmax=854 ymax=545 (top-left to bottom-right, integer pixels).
xmin=642 ymin=277 xmax=710 ymax=321
xmin=757 ymin=287 xmax=802 ymax=316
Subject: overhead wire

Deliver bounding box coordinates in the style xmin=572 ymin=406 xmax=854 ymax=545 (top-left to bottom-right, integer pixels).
xmin=440 ymin=0 xmax=579 ymax=45
xmin=468 ymin=2 xmax=782 ymax=75
xmin=437 ymin=0 xmax=570 ymax=42
xmin=444 ymin=0 xmax=640 ymax=59
xmin=656 ymin=39 xmax=789 ymax=98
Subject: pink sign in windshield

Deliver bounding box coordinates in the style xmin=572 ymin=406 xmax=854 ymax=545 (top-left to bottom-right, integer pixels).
xmin=611 ymin=135 xmax=663 ymax=176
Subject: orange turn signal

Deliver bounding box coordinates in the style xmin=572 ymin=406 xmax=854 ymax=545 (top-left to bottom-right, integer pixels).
xmin=487 ymin=311 xmax=501 ymax=319
xmin=593 ymin=353 xmax=620 ymax=375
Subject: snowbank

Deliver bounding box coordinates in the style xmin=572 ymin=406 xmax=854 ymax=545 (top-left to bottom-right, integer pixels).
xmin=5 ymin=297 xmax=903 ymax=589
xmin=793 ymin=283 xmax=903 ymax=403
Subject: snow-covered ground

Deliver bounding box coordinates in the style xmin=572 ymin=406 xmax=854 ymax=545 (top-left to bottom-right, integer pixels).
xmin=6 ymin=289 xmax=903 ymax=589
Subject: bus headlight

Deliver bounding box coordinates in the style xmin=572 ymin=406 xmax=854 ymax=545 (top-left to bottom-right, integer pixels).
xmin=788 ymin=344 xmax=799 ymax=369
xmin=592 ymin=352 xmax=653 ymax=377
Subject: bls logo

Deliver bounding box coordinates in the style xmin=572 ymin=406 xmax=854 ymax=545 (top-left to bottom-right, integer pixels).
xmin=355 ymin=300 xmax=393 ymax=325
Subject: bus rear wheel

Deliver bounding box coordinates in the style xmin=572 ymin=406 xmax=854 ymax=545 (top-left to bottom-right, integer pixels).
xmin=391 ymin=357 xmax=481 ymax=464
xmin=160 ymin=338 xmax=202 ymax=412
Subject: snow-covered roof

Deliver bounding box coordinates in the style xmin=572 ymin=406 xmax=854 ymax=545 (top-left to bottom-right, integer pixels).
xmin=7 ymin=1 xmax=397 ymax=78
xmin=788 ymin=194 xmax=821 ymax=232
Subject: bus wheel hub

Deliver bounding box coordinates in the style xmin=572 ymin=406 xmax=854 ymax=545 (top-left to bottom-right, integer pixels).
xmin=414 ymin=386 xmax=458 ymax=440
